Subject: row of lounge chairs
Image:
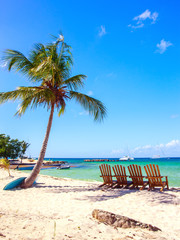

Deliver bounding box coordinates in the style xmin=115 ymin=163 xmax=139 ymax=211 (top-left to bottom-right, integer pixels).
xmin=99 ymin=164 xmax=169 ymax=192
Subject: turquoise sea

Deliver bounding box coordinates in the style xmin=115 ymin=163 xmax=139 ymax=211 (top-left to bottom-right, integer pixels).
xmin=28 ymin=157 xmax=180 ymax=187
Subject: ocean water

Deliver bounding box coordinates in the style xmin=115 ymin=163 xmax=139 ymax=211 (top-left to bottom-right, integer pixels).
xmin=33 ymin=158 xmax=180 ymax=187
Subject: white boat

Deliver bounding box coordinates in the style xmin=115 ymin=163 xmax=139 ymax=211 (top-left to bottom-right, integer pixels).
xmin=119 ymin=156 xmax=134 ymax=161
xmin=56 ymin=163 xmax=70 ymax=169
xmin=151 ymin=155 xmax=161 ymax=159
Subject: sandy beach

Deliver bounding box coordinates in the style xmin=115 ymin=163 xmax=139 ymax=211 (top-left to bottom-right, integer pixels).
xmin=0 ymin=169 xmax=180 ymax=240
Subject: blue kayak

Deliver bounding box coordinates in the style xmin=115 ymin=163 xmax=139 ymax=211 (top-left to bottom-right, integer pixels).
xmin=3 ymin=177 xmax=26 ymax=190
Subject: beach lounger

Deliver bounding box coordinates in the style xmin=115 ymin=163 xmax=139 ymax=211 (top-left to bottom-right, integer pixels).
xmin=112 ymin=165 xmax=132 ymax=188
xmin=128 ymin=164 xmax=148 ymax=190
xmin=144 ymin=164 xmax=169 ymax=192
xmin=99 ymin=164 xmax=116 ymax=187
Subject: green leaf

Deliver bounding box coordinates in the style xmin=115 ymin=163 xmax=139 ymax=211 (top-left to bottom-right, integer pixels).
xmin=69 ymin=91 xmax=107 ymax=121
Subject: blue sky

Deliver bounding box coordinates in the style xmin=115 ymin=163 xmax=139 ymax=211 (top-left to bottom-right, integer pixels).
xmin=1 ymin=0 xmax=180 ymax=158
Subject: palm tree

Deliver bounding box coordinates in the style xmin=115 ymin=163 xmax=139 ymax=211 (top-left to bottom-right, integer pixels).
xmin=0 ymin=35 xmax=106 ymax=188
xmin=0 ymin=158 xmax=11 ymax=176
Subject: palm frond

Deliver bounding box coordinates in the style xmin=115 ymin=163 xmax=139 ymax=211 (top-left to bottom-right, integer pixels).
xmin=2 ymin=49 xmax=33 ymax=77
xmin=69 ymin=91 xmax=107 ymax=121
xmin=0 ymin=158 xmax=10 ymax=174
xmin=0 ymin=158 xmax=10 ymax=167
xmin=1 ymin=34 xmax=106 ymax=122
xmin=29 ymin=41 xmax=72 ymax=85
xmin=0 ymin=87 xmax=55 ymax=115
xmin=15 ymin=87 xmax=55 ymax=116
xmin=0 ymin=89 xmax=26 ymax=103
xmin=29 ymin=44 xmax=47 ymax=63
xmin=32 ymin=43 xmax=47 ymax=53
xmin=58 ymin=106 xmax=65 ymax=117
xmin=63 ymin=74 xmax=86 ymax=90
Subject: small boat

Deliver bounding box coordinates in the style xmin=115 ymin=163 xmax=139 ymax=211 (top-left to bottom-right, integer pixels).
xmin=10 ymin=163 xmax=36 ymax=170
xmin=119 ymin=156 xmax=134 ymax=161
xmin=10 ymin=161 xmax=67 ymax=170
xmin=56 ymin=163 xmax=70 ymax=170
xmin=151 ymin=155 xmax=161 ymax=159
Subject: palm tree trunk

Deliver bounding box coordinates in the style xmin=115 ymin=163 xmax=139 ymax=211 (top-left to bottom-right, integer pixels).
xmin=21 ymin=104 xmax=55 ymax=188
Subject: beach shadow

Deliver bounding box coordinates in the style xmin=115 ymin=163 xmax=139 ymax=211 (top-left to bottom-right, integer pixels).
xmin=137 ymin=189 xmax=180 ymax=205
xmin=33 ymin=183 xmax=138 ymax=201
xmin=34 ymin=184 xmax=101 ymax=192
xmin=154 ymin=192 xmax=180 ymax=205
xmin=170 ymin=187 xmax=180 ymax=192
xmin=75 ymin=189 xmax=136 ymax=202
xmin=32 ymin=183 xmax=180 ymax=203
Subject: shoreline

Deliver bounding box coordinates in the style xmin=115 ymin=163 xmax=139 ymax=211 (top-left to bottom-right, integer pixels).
xmin=40 ymin=172 xmax=180 ymax=188
xmin=35 ymin=170 xmax=180 ymax=188
xmin=1 ymin=169 xmax=180 ymax=240
xmin=8 ymin=157 xmax=180 ymax=187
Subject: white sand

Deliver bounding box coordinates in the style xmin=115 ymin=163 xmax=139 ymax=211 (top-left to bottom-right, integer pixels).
xmin=0 ymin=169 xmax=180 ymax=240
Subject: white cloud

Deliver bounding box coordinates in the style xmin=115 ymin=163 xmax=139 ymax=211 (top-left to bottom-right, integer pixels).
xmin=0 ymin=62 xmax=7 ymax=68
xmin=111 ymin=149 xmax=122 ymax=154
xmin=106 ymin=72 xmax=117 ymax=78
xmin=151 ymin=12 xmax=159 ymax=23
xmin=129 ymin=9 xmax=158 ymax=29
xmin=128 ymin=23 xmax=144 ymax=29
xmin=132 ymin=140 xmax=180 ymax=157
xmin=87 ymin=90 xmax=93 ymax=96
xmin=142 ymin=145 xmax=152 ymax=150
xmin=166 ymin=140 xmax=180 ymax=148
xmin=156 ymin=39 xmax=173 ymax=54
xmin=171 ymin=114 xmax=179 ymax=119
xmin=134 ymin=145 xmax=151 ymax=151
xmin=98 ymin=25 xmax=107 ymax=37
xmin=79 ymin=111 xmax=89 ymax=116
xmin=111 ymin=149 xmax=125 ymax=155
xmin=110 ymin=140 xmax=180 ymax=157
xmin=133 ymin=9 xmax=151 ymax=22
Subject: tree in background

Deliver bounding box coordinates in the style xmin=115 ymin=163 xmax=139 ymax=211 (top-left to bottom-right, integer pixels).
xmin=0 ymin=34 xmax=106 ymax=188
xmin=19 ymin=141 xmax=30 ymax=161
xmin=0 ymin=134 xmax=30 ymax=176
xmin=0 ymin=134 xmax=30 ymax=160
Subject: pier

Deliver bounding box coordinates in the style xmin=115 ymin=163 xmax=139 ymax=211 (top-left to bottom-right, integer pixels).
xmin=84 ymin=159 xmax=121 ymax=162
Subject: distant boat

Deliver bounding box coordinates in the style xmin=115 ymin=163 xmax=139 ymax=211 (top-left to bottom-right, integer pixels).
xmin=119 ymin=156 xmax=134 ymax=161
xmin=151 ymin=155 xmax=161 ymax=159
xmin=9 ymin=161 xmax=68 ymax=170
xmin=56 ymin=163 xmax=70 ymax=170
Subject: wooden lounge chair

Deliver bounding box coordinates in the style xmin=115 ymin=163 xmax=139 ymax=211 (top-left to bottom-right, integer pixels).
xmin=144 ymin=164 xmax=169 ymax=192
xmin=112 ymin=165 xmax=132 ymax=188
xmin=128 ymin=164 xmax=148 ymax=190
xmin=99 ymin=164 xmax=116 ymax=187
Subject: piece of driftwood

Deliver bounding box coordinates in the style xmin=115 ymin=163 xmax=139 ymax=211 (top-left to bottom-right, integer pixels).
xmin=92 ymin=209 xmax=161 ymax=232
